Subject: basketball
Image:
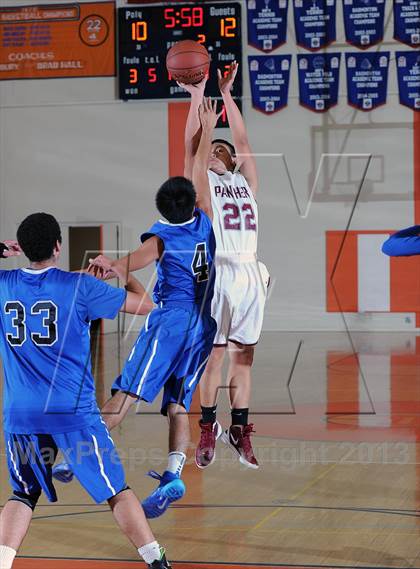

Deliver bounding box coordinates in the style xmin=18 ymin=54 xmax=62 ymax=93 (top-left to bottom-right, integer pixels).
xmin=166 ymin=40 xmax=210 ymax=84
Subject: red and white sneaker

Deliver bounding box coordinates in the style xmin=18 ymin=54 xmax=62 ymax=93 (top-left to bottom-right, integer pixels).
xmin=221 ymin=424 xmax=259 ymax=469
xmin=195 ymin=420 xmax=222 ymax=469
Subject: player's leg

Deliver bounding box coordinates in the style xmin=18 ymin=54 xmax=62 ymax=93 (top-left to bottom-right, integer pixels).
xmin=1 ymin=433 xmax=56 ymax=568
xmin=141 ymin=399 xmax=188 ymax=519
xmin=0 ymin=501 xmax=32 ymax=567
xmin=220 ymin=343 xmax=258 ymax=469
xmin=54 ymin=422 xmax=172 ymax=568
xmin=143 ymin=318 xmax=216 ymax=517
xmin=109 ymin=489 xmax=171 ymax=568
xmin=196 ymin=345 xmax=226 ymax=468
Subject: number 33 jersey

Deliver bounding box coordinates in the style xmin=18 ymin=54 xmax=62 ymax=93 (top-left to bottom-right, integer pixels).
xmin=0 ymin=268 xmax=126 ymax=434
xmin=208 ymin=169 xmax=258 ymax=256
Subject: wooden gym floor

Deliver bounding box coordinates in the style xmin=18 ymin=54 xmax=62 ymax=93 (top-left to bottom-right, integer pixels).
xmin=1 ymin=331 xmax=419 ymax=568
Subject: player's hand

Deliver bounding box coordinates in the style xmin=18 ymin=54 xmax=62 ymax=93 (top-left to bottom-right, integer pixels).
xmin=199 ymin=97 xmax=223 ymax=132
xmin=177 ymin=75 xmax=208 ymax=98
xmin=88 ymin=255 xmax=115 ymax=280
xmin=218 ymin=61 xmax=238 ymax=95
xmin=2 ymin=240 xmax=22 ymax=257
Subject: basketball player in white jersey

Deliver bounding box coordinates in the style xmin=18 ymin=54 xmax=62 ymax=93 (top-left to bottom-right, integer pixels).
xmin=181 ymin=63 xmax=269 ymax=469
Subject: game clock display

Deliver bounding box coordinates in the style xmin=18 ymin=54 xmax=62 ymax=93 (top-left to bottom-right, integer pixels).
xmin=118 ymin=2 xmax=242 ymax=101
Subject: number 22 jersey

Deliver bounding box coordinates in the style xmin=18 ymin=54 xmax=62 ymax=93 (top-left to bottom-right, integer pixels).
xmin=207 ymin=169 xmax=258 ymax=257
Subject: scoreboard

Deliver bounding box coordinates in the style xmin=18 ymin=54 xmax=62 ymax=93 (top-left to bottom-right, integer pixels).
xmin=118 ymin=2 xmax=242 ymax=101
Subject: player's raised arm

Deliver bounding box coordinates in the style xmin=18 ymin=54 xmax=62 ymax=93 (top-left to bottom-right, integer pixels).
xmin=382 ymin=226 xmax=420 ymax=256
xmin=179 ymin=77 xmax=207 ymax=180
xmin=193 ymin=98 xmax=222 ymax=220
xmin=219 ymin=62 xmax=258 ymax=196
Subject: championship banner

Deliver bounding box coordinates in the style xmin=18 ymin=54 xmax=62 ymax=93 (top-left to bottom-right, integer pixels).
xmin=293 ymin=0 xmax=336 ymax=51
xmin=343 ymin=0 xmax=385 ymax=49
xmin=345 ymin=52 xmax=390 ymax=111
xmin=247 ymin=0 xmax=288 ymax=52
xmin=393 ymin=0 xmax=420 ymax=47
xmin=0 ymin=2 xmax=115 ymax=80
xmin=248 ymin=54 xmax=292 ymax=113
xmin=297 ymin=53 xmax=341 ymax=112
xmin=396 ymin=51 xmax=420 ymax=111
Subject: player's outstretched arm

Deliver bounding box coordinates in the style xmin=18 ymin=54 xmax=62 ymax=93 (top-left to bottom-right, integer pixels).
xmin=89 ymin=237 xmax=161 ymax=280
xmin=179 ymin=77 xmax=207 ymax=180
xmin=382 ymin=226 xmax=420 ymax=256
xmin=0 ymin=240 xmax=22 ymax=258
xmin=193 ymin=98 xmax=222 ymax=220
xmin=219 ymin=62 xmax=258 ymax=196
xmin=89 ymin=254 xmax=154 ymax=315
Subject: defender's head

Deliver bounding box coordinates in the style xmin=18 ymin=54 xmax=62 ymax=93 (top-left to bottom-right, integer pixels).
xmin=156 ymin=176 xmax=196 ymax=224
xmin=209 ymin=139 xmax=236 ymax=175
xmin=17 ymin=213 xmax=62 ymax=263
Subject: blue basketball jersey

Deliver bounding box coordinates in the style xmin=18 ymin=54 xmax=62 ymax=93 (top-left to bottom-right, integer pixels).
xmin=141 ymin=208 xmax=216 ymax=307
xmin=0 ymin=267 xmax=126 ymax=434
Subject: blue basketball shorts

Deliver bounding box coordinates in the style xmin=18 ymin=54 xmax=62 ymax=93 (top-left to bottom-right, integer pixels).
xmin=4 ymin=418 xmax=126 ymax=504
xmin=112 ymin=301 xmax=217 ymax=415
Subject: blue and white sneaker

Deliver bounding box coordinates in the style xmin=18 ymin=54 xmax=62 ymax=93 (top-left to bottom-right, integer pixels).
xmin=52 ymin=461 xmax=74 ymax=484
xmin=141 ymin=470 xmax=186 ymax=519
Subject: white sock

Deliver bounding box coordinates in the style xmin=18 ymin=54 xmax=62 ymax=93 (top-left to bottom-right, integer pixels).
xmin=138 ymin=541 xmax=163 ymax=564
xmin=0 ymin=545 xmax=17 ymax=569
xmin=167 ymin=451 xmax=186 ymax=476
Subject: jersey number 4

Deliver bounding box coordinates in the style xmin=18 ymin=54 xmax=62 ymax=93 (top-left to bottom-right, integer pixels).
xmin=4 ymin=301 xmax=58 ymax=347
xmin=192 ymin=243 xmax=209 ymax=283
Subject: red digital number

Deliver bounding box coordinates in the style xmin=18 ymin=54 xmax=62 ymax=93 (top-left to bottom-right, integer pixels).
xmin=192 ymin=7 xmax=203 ymax=26
xmin=129 ymin=68 xmax=138 ymax=84
xmin=180 ymin=7 xmax=192 ymax=27
xmin=148 ymin=68 xmax=157 ymax=83
xmin=164 ymin=8 xmax=176 ymax=28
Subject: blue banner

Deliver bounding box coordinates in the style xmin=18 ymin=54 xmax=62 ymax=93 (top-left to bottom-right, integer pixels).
xmin=343 ymin=0 xmax=386 ymax=49
xmin=346 ymin=52 xmax=390 ymax=111
xmin=396 ymin=51 xmax=420 ymax=111
xmin=249 ymin=55 xmax=292 ymax=113
xmin=293 ymin=0 xmax=336 ymax=51
xmin=247 ymin=0 xmax=289 ymax=52
xmin=297 ymin=53 xmax=341 ymax=112
xmin=394 ymin=0 xmax=420 ymax=47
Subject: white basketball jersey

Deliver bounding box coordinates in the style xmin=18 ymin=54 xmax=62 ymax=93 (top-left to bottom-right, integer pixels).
xmin=208 ymin=169 xmax=258 ymax=256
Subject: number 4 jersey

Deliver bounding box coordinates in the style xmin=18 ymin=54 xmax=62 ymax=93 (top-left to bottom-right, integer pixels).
xmin=207 ymin=169 xmax=270 ymax=346
xmin=0 ymin=267 xmax=126 ymax=434
xmin=141 ymin=208 xmax=216 ymax=307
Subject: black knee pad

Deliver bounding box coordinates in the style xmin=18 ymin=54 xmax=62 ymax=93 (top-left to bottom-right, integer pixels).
xmin=9 ymin=490 xmax=41 ymax=511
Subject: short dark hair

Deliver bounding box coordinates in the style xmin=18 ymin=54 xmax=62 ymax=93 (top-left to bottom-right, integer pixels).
xmin=156 ymin=177 xmax=196 ymax=224
xmin=17 ymin=213 xmax=62 ymax=262
xmin=212 ymin=138 xmax=236 ymax=157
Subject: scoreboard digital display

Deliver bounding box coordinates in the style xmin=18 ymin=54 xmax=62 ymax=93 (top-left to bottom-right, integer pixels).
xmin=118 ymin=2 xmax=242 ymax=101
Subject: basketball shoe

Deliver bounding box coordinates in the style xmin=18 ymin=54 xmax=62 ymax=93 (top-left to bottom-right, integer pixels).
xmin=148 ymin=548 xmax=172 ymax=568
xmin=52 ymin=461 xmax=74 ymax=483
xmin=142 ymin=470 xmax=186 ymax=519
xmin=221 ymin=424 xmax=259 ymax=469
xmin=195 ymin=420 xmax=222 ymax=468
